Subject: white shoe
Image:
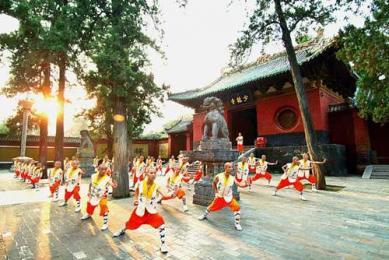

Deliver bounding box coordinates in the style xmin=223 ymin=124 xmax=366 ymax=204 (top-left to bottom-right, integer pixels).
xmin=198 ymin=214 xmax=207 ymax=221
xmin=81 ymin=214 xmax=91 ymax=220
xmin=183 ymin=205 xmax=188 ymax=212
xmin=53 ymin=197 xmax=59 ymax=202
xmin=272 ymin=190 xmax=277 ymax=196
xmin=101 ymin=224 xmax=108 ymax=231
xmin=301 ymin=195 xmax=307 ymax=201
xmin=59 ymin=201 xmax=67 ymax=207
xmin=160 ymin=244 xmax=168 ymax=254
xmin=235 ymin=223 xmax=243 ymax=231
xmin=113 ymin=229 xmax=125 ymax=237
xmin=312 ymin=186 xmax=318 ymax=192
xmin=75 ymin=206 xmax=81 ymax=213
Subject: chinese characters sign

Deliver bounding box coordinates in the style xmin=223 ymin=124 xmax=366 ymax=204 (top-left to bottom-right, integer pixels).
xmin=230 ymin=94 xmax=250 ymax=106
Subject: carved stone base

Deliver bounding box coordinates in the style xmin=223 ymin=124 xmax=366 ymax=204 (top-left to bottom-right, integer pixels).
xmin=182 ymin=150 xmax=239 ymax=164
xmin=193 ymin=179 xmax=240 ymax=206
xmin=79 ymin=157 xmax=95 ymax=177
xmin=182 ymin=136 xmax=240 ymax=206
xmin=199 ymin=138 xmax=232 ymax=150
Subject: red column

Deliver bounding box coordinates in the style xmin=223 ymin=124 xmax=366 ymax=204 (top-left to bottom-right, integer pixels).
xmin=256 ymin=100 xmax=261 ymax=136
xmin=168 ymin=134 xmax=172 ymax=156
xmin=352 ymin=110 xmax=371 ymax=154
xmin=185 ymin=132 xmax=191 ymax=151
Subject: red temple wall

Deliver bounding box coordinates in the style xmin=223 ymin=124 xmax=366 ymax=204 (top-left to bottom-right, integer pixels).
xmin=318 ymin=88 xmax=344 ymax=130
xmin=169 ymin=133 xmax=186 ymax=157
xmin=193 ymin=112 xmax=206 ymax=143
xmin=352 ymin=110 xmax=371 ymax=156
xmin=190 ymin=86 xmax=345 ymax=147
xmin=328 ymin=109 xmax=357 ymax=171
xmin=256 ymin=87 xmax=343 ymax=136
xmin=368 ymin=121 xmax=389 ymax=163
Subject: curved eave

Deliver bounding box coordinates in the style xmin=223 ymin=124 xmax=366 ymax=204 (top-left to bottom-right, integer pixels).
xmin=169 ymin=39 xmax=337 ymax=106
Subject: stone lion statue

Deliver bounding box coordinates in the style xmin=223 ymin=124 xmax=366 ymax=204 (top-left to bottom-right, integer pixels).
xmin=202 ymin=97 xmax=229 ymax=140
xmin=79 ymin=130 xmax=95 ymax=158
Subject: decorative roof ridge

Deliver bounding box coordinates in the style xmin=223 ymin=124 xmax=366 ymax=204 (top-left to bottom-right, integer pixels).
xmin=169 ymin=36 xmax=337 ymax=99
xmin=222 ymin=36 xmax=337 ymax=77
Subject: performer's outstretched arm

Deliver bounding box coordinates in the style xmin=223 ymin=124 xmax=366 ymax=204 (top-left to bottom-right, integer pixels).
xmin=157 ymin=186 xmax=171 ymax=199
xmin=267 ymin=160 xmax=278 ymax=166
xmin=212 ymin=176 xmax=219 ymax=192
xmin=87 ymin=183 xmax=92 ymax=198
xmin=234 ymin=179 xmax=248 ymax=187
xmin=133 ymin=187 xmax=139 ymax=206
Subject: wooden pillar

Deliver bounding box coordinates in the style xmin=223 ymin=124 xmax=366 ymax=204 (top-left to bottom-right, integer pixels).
xmin=185 ymin=132 xmax=191 ymax=151
xmin=352 ymin=110 xmax=371 ymax=164
xmin=168 ymin=134 xmax=172 ymax=156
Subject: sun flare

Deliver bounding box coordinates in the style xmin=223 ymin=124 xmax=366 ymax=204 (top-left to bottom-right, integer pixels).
xmin=32 ymin=95 xmax=59 ymax=123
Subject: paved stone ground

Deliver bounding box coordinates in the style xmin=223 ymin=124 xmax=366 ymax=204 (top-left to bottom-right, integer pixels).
xmin=0 ymin=170 xmax=388 ymax=259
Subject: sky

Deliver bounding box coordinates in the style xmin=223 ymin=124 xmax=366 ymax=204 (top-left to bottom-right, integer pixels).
xmin=0 ymin=1 xmax=366 ymax=136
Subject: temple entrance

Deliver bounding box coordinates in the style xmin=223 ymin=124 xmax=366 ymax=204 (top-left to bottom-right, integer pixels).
xmin=369 ymin=121 xmax=389 ymax=164
xmin=229 ymin=107 xmax=258 ymax=146
xmin=170 ymin=133 xmax=186 ymax=157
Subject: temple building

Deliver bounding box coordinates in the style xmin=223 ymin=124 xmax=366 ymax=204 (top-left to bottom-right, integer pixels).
xmin=169 ymin=37 xmax=389 ymax=175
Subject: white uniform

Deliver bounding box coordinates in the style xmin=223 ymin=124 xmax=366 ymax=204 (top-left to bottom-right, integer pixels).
xmin=65 ymin=168 xmax=82 ymax=192
xmin=89 ymin=173 xmax=111 ymax=206
xmin=135 ymin=180 xmax=159 ymax=216
xmin=256 ymin=160 xmax=268 ymax=174
xmin=298 ymin=159 xmax=312 ymax=178
xmin=215 ymin=173 xmax=235 ymax=203
xmin=236 ymin=162 xmax=249 ymax=181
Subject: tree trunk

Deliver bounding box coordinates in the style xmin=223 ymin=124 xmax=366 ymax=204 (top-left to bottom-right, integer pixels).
xmin=39 ymin=116 xmax=48 ymax=178
xmin=104 ymin=114 xmax=114 ymax=159
xmin=107 ymin=135 xmax=114 ymax=159
xmin=274 ymin=0 xmax=326 ymax=189
xmin=55 ymin=54 xmax=66 ymax=166
xmin=39 ymin=62 xmax=51 ymax=178
xmin=112 ymin=96 xmax=129 ymax=198
xmin=55 ymin=53 xmax=66 ymax=165
xmin=127 ymin=136 xmax=133 ymax=161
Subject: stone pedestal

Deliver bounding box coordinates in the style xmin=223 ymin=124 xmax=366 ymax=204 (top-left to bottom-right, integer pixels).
xmin=79 ymin=157 xmax=95 ymax=177
xmin=78 ymin=130 xmax=95 ymax=178
xmin=183 ymin=145 xmax=239 ymax=206
xmin=199 ymin=138 xmax=232 ymax=150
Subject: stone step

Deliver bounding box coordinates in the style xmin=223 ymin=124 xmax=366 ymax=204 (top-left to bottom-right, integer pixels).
xmin=370 ymin=175 xmax=389 ymax=179
xmin=362 ymin=165 xmax=389 ymax=179
xmin=371 ymin=171 xmax=389 ymax=176
xmin=373 ymin=168 xmax=389 ymax=172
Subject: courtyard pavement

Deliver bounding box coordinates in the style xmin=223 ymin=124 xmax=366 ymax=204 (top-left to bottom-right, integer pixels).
xmin=0 ymin=170 xmax=388 ymax=259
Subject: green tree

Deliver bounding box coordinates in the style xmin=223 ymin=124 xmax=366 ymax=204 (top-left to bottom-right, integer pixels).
xmin=1 ymin=0 xmax=103 ymax=166
xmin=0 ymin=1 xmax=52 ymax=167
xmin=81 ymin=76 xmax=167 ymax=159
xmin=4 ymin=107 xmax=40 ymax=136
xmin=0 ymin=123 xmax=10 ymax=135
xmin=80 ymin=0 xmax=170 ymax=198
xmin=230 ymin=0 xmax=356 ymax=189
xmin=337 ymin=0 xmax=389 ymax=123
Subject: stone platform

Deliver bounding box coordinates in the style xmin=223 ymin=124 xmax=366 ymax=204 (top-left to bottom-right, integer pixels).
xmin=183 ymin=148 xmax=239 ymax=206
xmin=183 ymin=149 xmax=239 ymax=163
xmin=255 ymin=144 xmax=348 ymax=176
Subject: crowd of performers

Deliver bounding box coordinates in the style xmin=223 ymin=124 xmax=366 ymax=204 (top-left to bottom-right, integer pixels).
xmin=12 ymin=151 xmax=325 ymax=253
